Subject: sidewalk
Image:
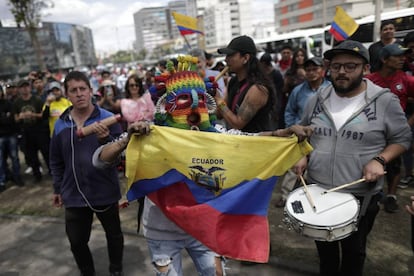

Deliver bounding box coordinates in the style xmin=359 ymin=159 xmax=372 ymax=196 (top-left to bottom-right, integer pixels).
xmin=0 ymin=214 xmax=316 ymax=276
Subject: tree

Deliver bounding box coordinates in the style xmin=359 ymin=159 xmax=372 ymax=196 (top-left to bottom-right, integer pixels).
xmin=7 ymin=0 xmax=52 ymax=71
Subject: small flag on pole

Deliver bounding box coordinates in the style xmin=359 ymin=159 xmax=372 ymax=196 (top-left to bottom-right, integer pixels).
xmin=172 ymin=11 xmax=204 ymax=36
xmin=329 ymin=6 xmax=359 ymax=41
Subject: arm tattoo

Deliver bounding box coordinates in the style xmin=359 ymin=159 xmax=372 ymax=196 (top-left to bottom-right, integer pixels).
xmin=238 ymin=102 xmax=257 ymax=123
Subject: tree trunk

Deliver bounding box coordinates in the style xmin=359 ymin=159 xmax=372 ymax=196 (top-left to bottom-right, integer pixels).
xmin=27 ymin=27 xmax=46 ymax=71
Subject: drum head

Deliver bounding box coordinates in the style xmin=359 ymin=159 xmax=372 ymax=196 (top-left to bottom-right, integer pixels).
xmin=285 ymin=184 xmax=359 ymax=227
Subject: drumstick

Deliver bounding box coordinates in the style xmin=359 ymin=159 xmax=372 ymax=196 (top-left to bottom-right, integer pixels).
xmin=214 ymin=66 xmax=229 ymax=82
xmin=322 ymin=178 xmax=366 ymax=194
xmin=299 ymin=175 xmax=317 ymax=212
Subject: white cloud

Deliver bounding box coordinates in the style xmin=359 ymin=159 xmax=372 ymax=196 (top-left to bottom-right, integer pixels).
xmin=1 ymin=0 xmax=274 ymax=55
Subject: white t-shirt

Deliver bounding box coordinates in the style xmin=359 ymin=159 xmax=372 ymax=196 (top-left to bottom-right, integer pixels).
xmin=327 ymin=91 xmax=366 ymax=130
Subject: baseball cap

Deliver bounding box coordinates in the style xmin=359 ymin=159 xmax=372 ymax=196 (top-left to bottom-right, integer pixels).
xmin=324 ymin=40 xmax=370 ymax=63
xmin=304 ymin=57 xmax=324 ymax=67
xmin=6 ymin=82 xmax=16 ymax=88
xmin=380 ymin=44 xmax=412 ymax=59
xmin=17 ymin=79 xmax=31 ymax=87
xmin=218 ymin=35 xmax=257 ymax=55
xmin=48 ymin=81 xmax=61 ymax=91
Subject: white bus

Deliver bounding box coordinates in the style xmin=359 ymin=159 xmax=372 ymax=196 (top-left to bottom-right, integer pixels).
xmin=322 ymin=8 xmax=414 ymax=52
xmin=255 ymin=28 xmax=324 ymax=58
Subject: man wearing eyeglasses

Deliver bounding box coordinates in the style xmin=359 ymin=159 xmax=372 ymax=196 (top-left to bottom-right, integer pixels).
xmin=293 ymin=40 xmax=411 ymax=276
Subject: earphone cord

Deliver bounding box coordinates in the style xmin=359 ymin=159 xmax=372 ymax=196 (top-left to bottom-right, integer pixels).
xmin=71 ymin=120 xmax=111 ymax=213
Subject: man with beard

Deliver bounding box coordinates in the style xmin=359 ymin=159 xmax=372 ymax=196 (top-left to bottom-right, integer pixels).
xmin=293 ymin=40 xmax=411 ymax=276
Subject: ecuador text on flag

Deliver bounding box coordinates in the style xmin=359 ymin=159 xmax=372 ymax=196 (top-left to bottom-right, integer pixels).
xmin=125 ymin=125 xmax=312 ymax=262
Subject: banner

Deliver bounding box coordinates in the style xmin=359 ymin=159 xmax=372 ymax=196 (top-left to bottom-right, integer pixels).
xmin=126 ymin=125 xmax=312 ymax=262
xmin=329 ymin=6 xmax=359 ymax=41
xmin=172 ymin=11 xmax=204 ymax=36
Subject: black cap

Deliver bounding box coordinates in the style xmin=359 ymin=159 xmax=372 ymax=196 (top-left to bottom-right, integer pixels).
xmin=380 ymin=44 xmax=412 ymax=59
xmin=204 ymin=51 xmax=213 ymax=60
xmin=260 ymin=52 xmax=273 ymax=64
xmin=324 ymin=40 xmax=370 ymax=63
xmin=17 ymin=79 xmax=31 ymax=87
xmin=218 ymin=35 xmax=257 ymax=55
xmin=304 ymin=57 xmax=324 ymax=67
xmin=6 ymin=82 xmax=16 ymax=88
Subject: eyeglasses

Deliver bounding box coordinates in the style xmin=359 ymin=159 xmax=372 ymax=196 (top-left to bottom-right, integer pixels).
xmin=128 ymin=83 xmax=139 ymax=88
xmin=329 ymin=63 xmax=363 ymax=73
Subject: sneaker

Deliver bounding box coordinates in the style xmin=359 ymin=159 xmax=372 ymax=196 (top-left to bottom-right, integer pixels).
xmin=384 ymin=196 xmax=398 ymax=213
xmin=0 ymin=184 xmax=5 ymax=193
xmin=398 ymin=175 xmax=414 ymax=189
xmin=24 ymin=167 xmax=33 ymax=174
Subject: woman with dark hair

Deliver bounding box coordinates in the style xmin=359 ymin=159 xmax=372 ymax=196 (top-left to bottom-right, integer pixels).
xmin=216 ymin=35 xmax=276 ymax=133
xmin=280 ymin=48 xmax=308 ymax=128
xmin=115 ymin=74 xmax=155 ymax=126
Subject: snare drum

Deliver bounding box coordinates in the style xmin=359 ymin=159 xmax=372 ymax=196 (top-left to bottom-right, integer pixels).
xmin=284 ymin=184 xmax=360 ymax=242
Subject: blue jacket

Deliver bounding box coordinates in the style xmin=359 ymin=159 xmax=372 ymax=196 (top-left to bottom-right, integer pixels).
xmin=284 ymin=79 xmax=331 ymax=127
xmin=50 ymin=105 xmax=122 ymax=207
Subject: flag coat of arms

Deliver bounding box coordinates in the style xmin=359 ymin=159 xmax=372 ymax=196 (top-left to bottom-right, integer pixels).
xmin=172 ymin=11 xmax=204 ymax=36
xmin=329 ymin=6 xmax=359 ymax=41
xmin=126 ymin=126 xmax=312 ymax=262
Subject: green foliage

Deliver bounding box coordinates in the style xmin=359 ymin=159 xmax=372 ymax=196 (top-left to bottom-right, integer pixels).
xmin=7 ymin=0 xmax=51 ymax=29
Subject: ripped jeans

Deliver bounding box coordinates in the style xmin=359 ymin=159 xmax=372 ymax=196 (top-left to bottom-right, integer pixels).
xmin=146 ymin=237 xmax=216 ymax=276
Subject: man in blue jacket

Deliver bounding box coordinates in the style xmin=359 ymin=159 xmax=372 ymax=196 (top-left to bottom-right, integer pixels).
xmin=49 ymin=71 xmax=124 ymax=276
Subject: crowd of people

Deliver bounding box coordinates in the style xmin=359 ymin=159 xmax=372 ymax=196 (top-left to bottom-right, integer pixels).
xmin=1 ymin=19 xmax=414 ymax=275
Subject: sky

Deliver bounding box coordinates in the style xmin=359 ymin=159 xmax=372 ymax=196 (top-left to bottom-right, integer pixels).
xmin=0 ymin=0 xmax=275 ymax=55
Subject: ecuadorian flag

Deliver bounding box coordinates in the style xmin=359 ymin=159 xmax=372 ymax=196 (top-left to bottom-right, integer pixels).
xmin=126 ymin=126 xmax=312 ymax=262
xmin=172 ymin=11 xmax=204 ymax=36
xmin=329 ymin=6 xmax=359 ymax=41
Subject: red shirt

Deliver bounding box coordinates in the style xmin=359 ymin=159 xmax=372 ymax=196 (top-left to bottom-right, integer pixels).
xmin=366 ymin=71 xmax=414 ymax=111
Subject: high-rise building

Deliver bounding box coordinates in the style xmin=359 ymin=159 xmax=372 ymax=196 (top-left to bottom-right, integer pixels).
xmin=274 ymin=0 xmax=410 ymax=33
xmin=0 ymin=22 xmax=96 ymax=79
xmin=133 ymin=0 xmax=256 ymax=54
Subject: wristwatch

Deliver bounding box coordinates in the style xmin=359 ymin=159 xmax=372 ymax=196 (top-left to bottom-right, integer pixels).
xmin=372 ymin=155 xmax=386 ymax=168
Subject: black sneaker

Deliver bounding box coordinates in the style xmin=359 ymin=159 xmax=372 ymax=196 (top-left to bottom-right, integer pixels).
xmin=398 ymin=175 xmax=414 ymax=189
xmin=0 ymin=184 xmax=5 ymax=193
xmin=384 ymin=196 xmax=398 ymax=213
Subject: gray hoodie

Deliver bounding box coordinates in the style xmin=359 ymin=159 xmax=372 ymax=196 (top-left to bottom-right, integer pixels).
xmin=300 ymin=79 xmax=411 ymax=197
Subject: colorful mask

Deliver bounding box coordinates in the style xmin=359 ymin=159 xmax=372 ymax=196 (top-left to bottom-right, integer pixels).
xmin=154 ymin=56 xmax=218 ymax=131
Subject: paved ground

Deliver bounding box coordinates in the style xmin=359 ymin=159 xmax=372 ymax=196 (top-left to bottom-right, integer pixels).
xmin=0 ymin=214 xmax=315 ymax=276
xmin=1 ymin=168 xmax=414 ymax=275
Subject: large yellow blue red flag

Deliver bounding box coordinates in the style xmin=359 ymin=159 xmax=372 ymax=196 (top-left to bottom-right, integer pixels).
xmin=172 ymin=11 xmax=204 ymax=36
xmin=126 ymin=125 xmax=312 ymax=262
xmin=329 ymin=6 xmax=359 ymax=41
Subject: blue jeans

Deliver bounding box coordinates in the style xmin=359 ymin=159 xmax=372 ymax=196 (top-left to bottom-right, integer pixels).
xmin=0 ymin=135 xmax=21 ymax=183
xmin=147 ymin=237 xmax=216 ymax=276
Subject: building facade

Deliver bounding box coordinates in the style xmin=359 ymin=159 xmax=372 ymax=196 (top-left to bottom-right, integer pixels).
xmin=0 ymin=22 xmax=96 ymax=79
xmin=133 ymin=0 xmax=256 ymax=55
xmin=274 ymin=0 xmax=410 ymax=33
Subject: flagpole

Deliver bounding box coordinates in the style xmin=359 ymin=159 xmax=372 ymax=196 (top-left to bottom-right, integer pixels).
xmin=182 ymin=35 xmax=192 ymax=50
